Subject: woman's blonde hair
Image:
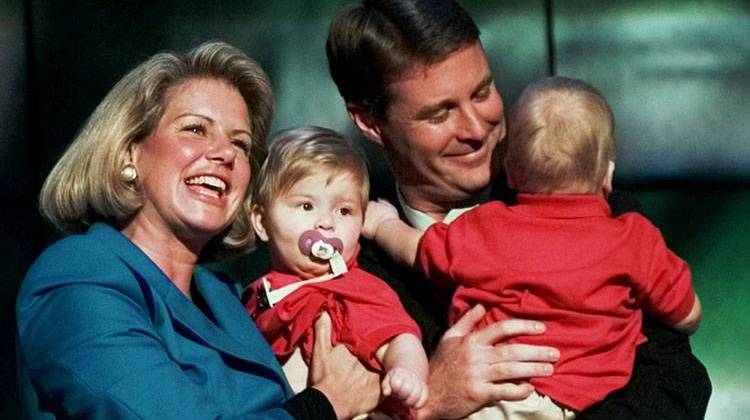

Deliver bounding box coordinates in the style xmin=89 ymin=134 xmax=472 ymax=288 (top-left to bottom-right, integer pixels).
xmin=252 ymin=126 xmax=369 ymax=212
xmin=505 ymin=76 xmax=614 ymax=194
xmin=40 ymin=41 xmax=273 ymax=261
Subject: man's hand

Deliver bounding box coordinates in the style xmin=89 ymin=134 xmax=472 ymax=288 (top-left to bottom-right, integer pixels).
xmin=418 ymin=305 xmax=560 ymax=419
xmin=310 ymin=312 xmax=381 ymax=419
xmin=363 ymin=199 xmax=400 ymax=240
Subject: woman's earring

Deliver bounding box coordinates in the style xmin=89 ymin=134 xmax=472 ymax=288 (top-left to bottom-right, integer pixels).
xmin=121 ymin=164 xmax=138 ymax=183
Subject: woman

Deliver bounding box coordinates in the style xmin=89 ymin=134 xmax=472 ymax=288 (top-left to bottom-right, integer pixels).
xmin=16 ymin=41 xmax=378 ymax=419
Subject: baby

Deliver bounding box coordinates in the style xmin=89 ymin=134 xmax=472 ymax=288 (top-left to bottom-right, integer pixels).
xmin=364 ymin=77 xmax=701 ymax=418
xmin=245 ymin=126 xmax=428 ymax=414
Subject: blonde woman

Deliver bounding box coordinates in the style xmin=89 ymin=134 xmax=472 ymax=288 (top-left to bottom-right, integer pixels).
xmin=16 ymin=41 xmax=377 ymax=419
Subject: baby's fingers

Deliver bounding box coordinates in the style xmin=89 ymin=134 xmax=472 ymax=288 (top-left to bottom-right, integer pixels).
xmin=388 ymin=369 xmax=425 ymax=407
xmin=414 ymin=383 xmax=428 ymax=409
xmin=381 ymin=373 xmax=393 ymax=397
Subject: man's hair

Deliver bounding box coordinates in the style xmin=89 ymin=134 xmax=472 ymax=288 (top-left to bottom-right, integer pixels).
xmin=504 ymin=76 xmax=615 ymax=194
xmin=326 ymin=0 xmax=480 ymax=119
xmin=40 ymin=41 xmax=273 ymax=261
xmin=252 ymin=126 xmax=370 ymax=211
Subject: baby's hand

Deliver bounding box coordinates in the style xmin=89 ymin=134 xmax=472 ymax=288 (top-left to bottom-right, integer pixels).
xmin=382 ymin=366 xmax=428 ymax=409
xmin=362 ymin=199 xmax=400 ymax=240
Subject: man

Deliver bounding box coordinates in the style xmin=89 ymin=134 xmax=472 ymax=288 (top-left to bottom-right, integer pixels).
xmin=326 ymin=0 xmax=711 ymax=418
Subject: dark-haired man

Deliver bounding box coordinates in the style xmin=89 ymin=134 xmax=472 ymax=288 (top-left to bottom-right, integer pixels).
xmin=327 ymin=1 xmax=710 ymax=418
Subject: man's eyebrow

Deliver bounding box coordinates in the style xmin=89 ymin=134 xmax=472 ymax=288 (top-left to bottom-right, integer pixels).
xmin=414 ymin=74 xmax=495 ymax=120
xmin=415 ymin=99 xmax=454 ymax=120
xmin=474 ymin=74 xmax=494 ymax=94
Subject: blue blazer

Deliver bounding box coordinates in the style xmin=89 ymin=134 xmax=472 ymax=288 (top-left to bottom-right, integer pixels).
xmin=16 ymin=223 xmax=294 ymax=419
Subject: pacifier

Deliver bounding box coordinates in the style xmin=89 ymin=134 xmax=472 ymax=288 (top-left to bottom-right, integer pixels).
xmin=298 ymin=230 xmax=343 ymax=259
xmin=298 ymin=230 xmax=348 ymax=276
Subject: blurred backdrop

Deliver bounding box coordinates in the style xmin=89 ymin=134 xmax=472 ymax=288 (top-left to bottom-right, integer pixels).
xmin=1 ymin=0 xmax=748 ymax=418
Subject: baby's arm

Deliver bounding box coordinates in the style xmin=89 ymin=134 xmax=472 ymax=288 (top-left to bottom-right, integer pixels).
xmin=671 ymin=294 xmax=702 ymax=334
xmin=362 ymin=199 xmax=422 ymax=267
xmin=375 ymin=333 xmax=429 ymax=408
xmin=636 ymin=216 xmax=703 ymax=335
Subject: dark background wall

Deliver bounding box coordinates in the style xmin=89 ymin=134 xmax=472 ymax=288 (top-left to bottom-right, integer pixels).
xmin=2 ymin=1 xmax=748 ymax=418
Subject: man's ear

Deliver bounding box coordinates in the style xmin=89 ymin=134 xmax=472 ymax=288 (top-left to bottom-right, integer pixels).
xmin=602 ymin=160 xmax=615 ymax=197
xmin=347 ymin=103 xmax=384 ymax=146
xmin=504 ymin=166 xmax=517 ymax=190
xmin=250 ymin=205 xmax=270 ymax=243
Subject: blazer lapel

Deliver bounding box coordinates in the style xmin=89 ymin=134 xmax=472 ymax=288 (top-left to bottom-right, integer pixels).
xmin=161 ymin=279 xmax=288 ymax=387
xmin=192 ymin=267 xmax=286 ymax=371
xmin=90 ymin=223 xmax=289 ymax=388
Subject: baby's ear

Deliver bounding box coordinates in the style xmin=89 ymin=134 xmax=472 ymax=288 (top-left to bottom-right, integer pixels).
xmin=250 ymin=205 xmax=269 ymax=243
xmin=602 ymin=160 xmax=615 ymax=197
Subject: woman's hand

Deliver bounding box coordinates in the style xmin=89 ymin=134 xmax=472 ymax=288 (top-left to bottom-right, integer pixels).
xmin=418 ymin=305 xmax=560 ymax=419
xmin=309 ymin=312 xmax=380 ymax=419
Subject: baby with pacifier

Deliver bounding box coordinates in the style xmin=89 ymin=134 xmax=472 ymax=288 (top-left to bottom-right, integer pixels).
xmin=245 ymin=127 xmax=428 ymax=416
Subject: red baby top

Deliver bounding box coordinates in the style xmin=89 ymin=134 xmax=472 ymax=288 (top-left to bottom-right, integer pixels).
xmin=417 ymin=194 xmax=696 ymax=410
xmin=246 ymin=260 xmax=421 ymax=371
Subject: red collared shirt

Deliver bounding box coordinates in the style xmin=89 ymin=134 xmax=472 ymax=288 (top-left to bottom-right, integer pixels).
xmin=247 ymin=260 xmax=421 ymax=371
xmin=418 ymin=193 xmax=695 ymax=410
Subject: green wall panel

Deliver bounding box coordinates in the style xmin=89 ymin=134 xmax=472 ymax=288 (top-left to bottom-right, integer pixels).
xmin=5 ymin=1 xmax=749 ymax=418
xmin=554 ymin=1 xmax=750 ymax=183
xmin=635 ymin=187 xmax=750 ymax=418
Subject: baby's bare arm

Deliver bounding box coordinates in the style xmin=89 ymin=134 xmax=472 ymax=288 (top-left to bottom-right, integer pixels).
xmin=363 ymin=199 xmax=422 ymax=267
xmin=671 ymin=294 xmax=702 ymax=334
xmin=376 ymin=333 xmax=429 ymax=408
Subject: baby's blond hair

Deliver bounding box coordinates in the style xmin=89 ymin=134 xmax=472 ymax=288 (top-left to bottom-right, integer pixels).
xmin=252 ymin=126 xmax=369 ymax=212
xmin=505 ymin=76 xmax=614 ymax=194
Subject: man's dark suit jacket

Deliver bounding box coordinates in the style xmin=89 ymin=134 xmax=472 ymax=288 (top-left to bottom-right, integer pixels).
xmin=359 ymin=178 xmax=711 ymax=419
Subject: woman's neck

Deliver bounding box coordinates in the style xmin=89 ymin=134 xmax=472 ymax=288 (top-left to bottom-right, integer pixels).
xmin=121 ymin=217 xmax=202 ymax=298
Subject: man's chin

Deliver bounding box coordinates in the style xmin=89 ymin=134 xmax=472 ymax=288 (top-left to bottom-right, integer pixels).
xmin=400 ymin=174 xmax=490 ymax=207
xmin=432 ymin=183 xmax=490 ymax=207
xmin=452 ymin=174 xmax=493 ymax=196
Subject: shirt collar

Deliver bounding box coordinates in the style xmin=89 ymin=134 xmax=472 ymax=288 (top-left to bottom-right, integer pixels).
xmin=263 ymin=248 xmax=361 ymax=287
xmin=514 ymin=193 xmax=612 ymax=218
xmin=396 ymin=185 xmax=491 ymax=231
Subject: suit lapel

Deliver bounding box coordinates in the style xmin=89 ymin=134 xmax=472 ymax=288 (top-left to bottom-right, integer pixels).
xmin=90 ymin=223 xmax=289 ymax=389
xmin=193 ymin=267 xmax=284 ymax=368
xmin=161 ymin=277 xmax=289 ymax=388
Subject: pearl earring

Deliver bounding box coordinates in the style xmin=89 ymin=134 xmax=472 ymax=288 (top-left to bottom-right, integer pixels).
xmin=121 ymin=164 xmax=138 ymax=182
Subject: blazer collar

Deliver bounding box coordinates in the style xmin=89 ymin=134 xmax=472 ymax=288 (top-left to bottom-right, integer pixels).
xmin=88 ymin=223 xmax=289 ymax=389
